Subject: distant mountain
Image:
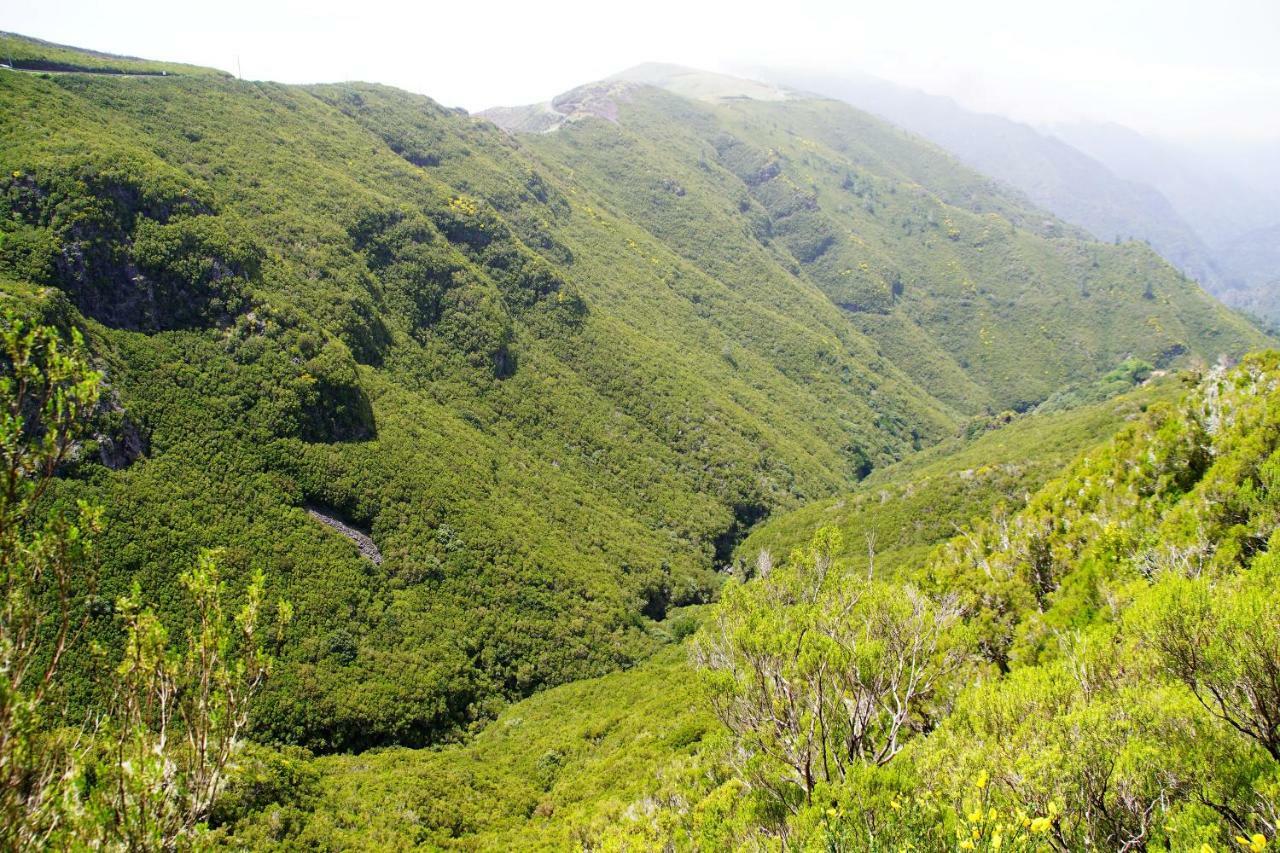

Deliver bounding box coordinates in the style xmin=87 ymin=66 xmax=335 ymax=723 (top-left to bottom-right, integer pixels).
xmin=486 ymin=65 xmax=1261 ymax=415
xmin=608 ymin=62 xmax=796 ymax=102
xmin=1048 ymin=121 xmax=1280 ymax=317
xmin=752 ymin=70 xmax=1225 ymax=290
xmin=1215 ymin=221 xmax=1280 ymax=319
xmin=478 ymin=63 xmax=798 ymax=134
xmin=1047 ymin=120 xmax=1279 ymax=247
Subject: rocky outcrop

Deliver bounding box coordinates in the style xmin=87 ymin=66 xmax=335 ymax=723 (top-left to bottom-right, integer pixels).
xmin=306 ymin=506 xmax=382 ymax=564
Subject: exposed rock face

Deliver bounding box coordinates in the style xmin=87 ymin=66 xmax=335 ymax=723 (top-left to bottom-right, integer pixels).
xmin=306 ymin=506 xmax=382 ymax=564
xmin=2 ymin=168 xmax=258 ymax=332
xmin=96 ymin=416 xmax=148 ymax=469
xmin=92 ymin=390 xmax=149 ymax=470
xmin=479 ymin=82 xmax=633 ymax=133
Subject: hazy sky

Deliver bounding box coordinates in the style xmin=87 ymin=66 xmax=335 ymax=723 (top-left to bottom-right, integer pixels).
xmin=5 ymin=0 xmax=1279 ymax=142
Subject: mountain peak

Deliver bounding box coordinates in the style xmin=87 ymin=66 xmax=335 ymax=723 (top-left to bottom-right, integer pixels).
xmin=480 ymin=63 xmax=800 ymax=133
xmin=606 ymin=62 xmax=797 ymax=102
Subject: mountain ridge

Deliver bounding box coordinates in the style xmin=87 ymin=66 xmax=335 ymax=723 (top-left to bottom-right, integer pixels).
xmin=756 ymin=69 xmax=1230 ymax=290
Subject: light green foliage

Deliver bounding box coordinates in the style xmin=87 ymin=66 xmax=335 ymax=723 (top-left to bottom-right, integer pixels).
xmin=1 ymin=33 xmax=1279 ymax=851
xmin=0 ymin=309 xmax=287 ymax=848
xmin=635 ymin=354 xmax=1280 ymax=851
xmin=215 ymin=642 xmax=720 ymax=850
xmin=915 ymin=647 xmax=1226 ymax=849
xmin=0 ymin=306 xmax=101 ymax=848
xmin=895 ymin=355 xmax=1280 ymax=849
xmin=76 ymin=551 xmax=288 ymax=849
xmin=1131 ymin=563 xmax=1280 ymax=761
xmin=696 ymin=528 xmax=968 ymax=807
xmin=922 ymin=354 xmax=1280 ymax=671
xmin=739 ymin=375 xmax=1180 ymax=580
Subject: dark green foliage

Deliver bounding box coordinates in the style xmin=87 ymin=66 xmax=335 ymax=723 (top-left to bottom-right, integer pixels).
xmin=128 ymin=214 xmax=259 ymax=325
xmin=0 ymin=150 xmax=252 ymax=329
xmin=1033 ymin=356 xmax=1154 ymax=413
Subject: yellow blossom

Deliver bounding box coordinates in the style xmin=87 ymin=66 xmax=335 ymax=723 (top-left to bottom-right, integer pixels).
xmin=1029 ymin=817 xmax=1052 ymax=833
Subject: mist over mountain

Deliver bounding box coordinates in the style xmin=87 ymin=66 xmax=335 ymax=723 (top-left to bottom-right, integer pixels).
xmin=755 ymin=67 xmax=1280 ymax=322
xmin=1047 ymin=121 xmax=1280 ymax=244
xmin=1049 ymin=120 xmax=1280 ymax=311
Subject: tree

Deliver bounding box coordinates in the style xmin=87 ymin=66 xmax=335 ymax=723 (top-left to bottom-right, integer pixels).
xmin=0 ymin=307 xmax=289 ymax=847
xmin=0 ymin=307 xmax=101 ymax=848
xmin=86 ymin=552 xmax=289 ymax=849
xmin=694 ymin=527 xmax=968 ymax=810
xmin=1132 ymin=566 xmax=1280 ymax=762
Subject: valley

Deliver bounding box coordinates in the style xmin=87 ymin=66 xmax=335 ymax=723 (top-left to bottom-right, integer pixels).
xmin=0 ymin=29 xmax=1277 ymax=851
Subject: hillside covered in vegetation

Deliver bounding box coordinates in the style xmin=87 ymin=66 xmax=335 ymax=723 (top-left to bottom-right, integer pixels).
xmin=0 ymin=31 xmax=1275 ymax=850
xmin=756 ymin=68 xmax=1225 ymax=294
xmin=214 ymin=354 xmax=1280 ymax=851
xmin=206 ymin=375 xmax=1178 ymax=848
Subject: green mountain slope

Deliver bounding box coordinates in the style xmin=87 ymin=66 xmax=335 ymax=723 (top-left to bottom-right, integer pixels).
xmin=209 ymin=367 xmax=1200 ymax=849
xmin=0 ymin=34 xmax=1268 ymax=757
xmin=760 ymin=69 xmax=1225 ymax=291
xmin=739 ymin=372 xmax=1183 ymax=578
xmin=229 ymin=351 xmax=1280 ymax=851
xmin=0 ymin=43 xmax=946 ymax=753
xmin=488 ymin=74 xmax=1265 ymax=413
xmin=219 ymin=642 xmax=714 ymax=850
xmin=1 ymin=31 xmax=226 ymax=77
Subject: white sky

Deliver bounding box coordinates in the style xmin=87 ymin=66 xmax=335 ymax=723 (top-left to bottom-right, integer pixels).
xmin=5 ymin=0 xmax=1279 ymax=143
